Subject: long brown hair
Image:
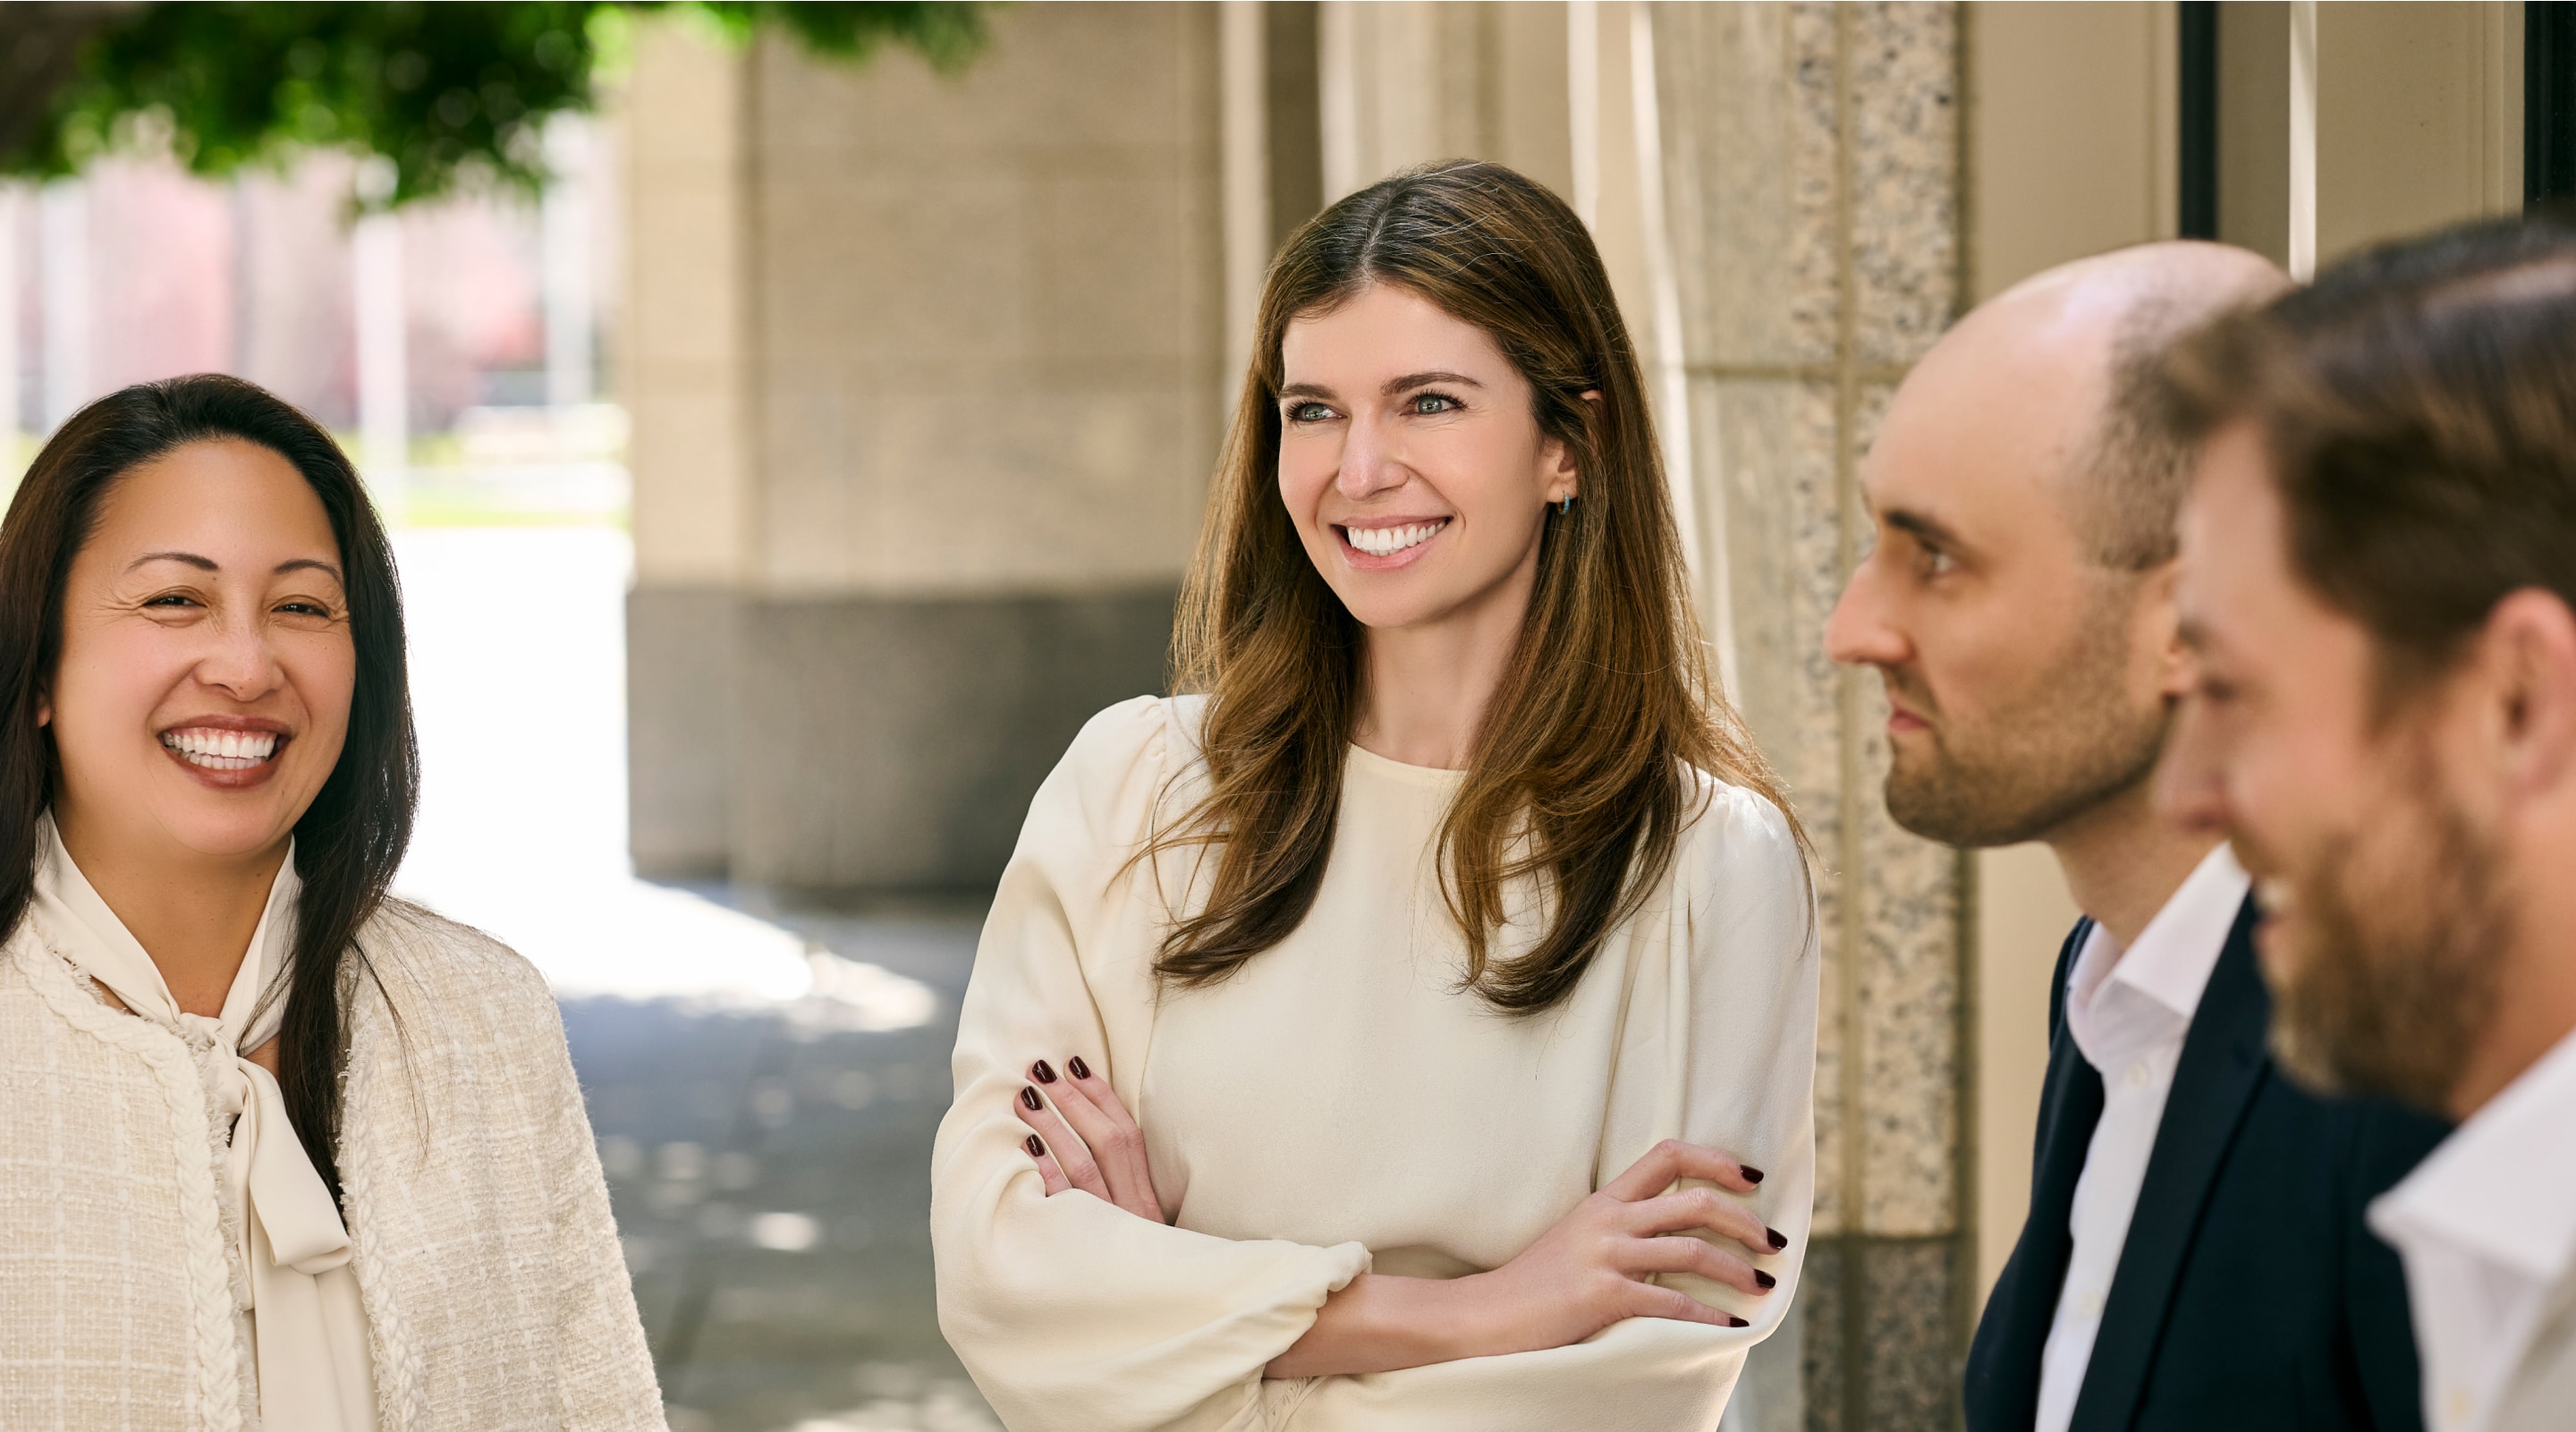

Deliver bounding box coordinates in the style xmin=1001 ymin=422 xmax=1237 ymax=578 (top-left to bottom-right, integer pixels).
xmin=1154 ymin=159 xmax=1802 ymax=1013
xmin=0 ymin=375 xmax=418 ymax=1195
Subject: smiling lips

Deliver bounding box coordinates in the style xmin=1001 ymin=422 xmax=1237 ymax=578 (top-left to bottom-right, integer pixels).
xmin=1343 ymin=518 xmax=1450 ymax=557
xmin=160 ymin=727 xmax=284 ymax=772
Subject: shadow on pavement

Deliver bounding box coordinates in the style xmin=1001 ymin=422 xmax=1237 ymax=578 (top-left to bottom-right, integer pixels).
xmin=562 ymin=894 xmax=1000 ymax=1432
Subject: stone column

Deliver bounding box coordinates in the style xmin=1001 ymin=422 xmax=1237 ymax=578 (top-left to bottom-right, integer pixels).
xmin=1653 ymin=6 xmax=1969 ymax=1429
xmin=623 ymin=4 xmax=1227 ymax=890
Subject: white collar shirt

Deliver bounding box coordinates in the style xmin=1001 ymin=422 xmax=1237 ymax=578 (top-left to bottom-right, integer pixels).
xmin=2369 ymin=1025 xmax=2576 ymax=1432
xmin=2033 ymin=844 xmax=2251 ymax=1432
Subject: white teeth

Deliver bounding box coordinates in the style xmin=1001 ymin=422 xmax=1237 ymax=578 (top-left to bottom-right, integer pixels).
xmin=1345 ymin=520 xmax=1448 ymax=556
xmin=161 ymin=728 xmax=279 ymax=771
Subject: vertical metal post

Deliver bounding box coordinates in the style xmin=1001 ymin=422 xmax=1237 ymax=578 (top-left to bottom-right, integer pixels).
xmin=544 ymin=114 xmax=597 ymax=410
xmin=352 ymin=158 xmax=408 ymax=519
xmin=39 ymin=179 xmax=88 ymax=434
xmin=2178 ymin=2 xmax=2219 ymax=240
xmin=2533 ymin=1 xmax=2576 ymax=205
xmin=2287 ymin=0 xmax=2317 ymax=280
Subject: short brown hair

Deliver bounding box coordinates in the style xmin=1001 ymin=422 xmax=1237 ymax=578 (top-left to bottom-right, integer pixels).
xmin=2157 ymin=213 xmax=2576 ymax=694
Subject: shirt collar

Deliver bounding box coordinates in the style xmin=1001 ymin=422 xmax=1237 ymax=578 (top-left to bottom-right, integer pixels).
xmin=2066 ymin=844 xmax=2250 ymax=1058
xmin=2372 ymin=1024 xmax=2576 ymax=1286
xmin=27 ymin=812 xmax=302 ymax=1053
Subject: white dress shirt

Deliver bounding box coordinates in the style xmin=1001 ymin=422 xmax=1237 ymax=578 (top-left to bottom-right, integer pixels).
xmin=2032 ymin=844 xmax=2251 ymax=1432
xmin=2369 ymin=1025 xmax=2576 ymax=1432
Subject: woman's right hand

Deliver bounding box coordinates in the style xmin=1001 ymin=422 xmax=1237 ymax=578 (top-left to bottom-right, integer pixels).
xmin=1266 ymin=1139 xmax=1780 ymax=1379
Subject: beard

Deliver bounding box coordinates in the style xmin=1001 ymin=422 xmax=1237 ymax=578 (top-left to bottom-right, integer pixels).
xmin=2245 ymin=765 xmax=2508 ymax=1112
xmin=1879 ymin=594 xmax=2170 ymax=849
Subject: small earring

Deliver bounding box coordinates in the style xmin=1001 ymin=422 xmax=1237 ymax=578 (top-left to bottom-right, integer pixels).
xmin=1558 ymin=496 xmax=1573 ymax=514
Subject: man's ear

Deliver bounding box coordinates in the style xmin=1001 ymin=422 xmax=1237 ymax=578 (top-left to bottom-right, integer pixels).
xmin=2479 ymin=588 xmax=2576 ymax=801
xmin=2140 ymin=560 xmax=2192 ymax=698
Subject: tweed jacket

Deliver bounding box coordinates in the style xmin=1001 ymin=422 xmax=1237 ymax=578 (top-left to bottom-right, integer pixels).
xmin=0 ymin=898 xmax=665 ymax=1432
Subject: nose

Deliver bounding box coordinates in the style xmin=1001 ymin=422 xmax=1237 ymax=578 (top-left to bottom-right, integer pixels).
xmin=1825 ymin=554 xmax=1908 ymax=670
xmin=194 ymin=610 xmax=287 ymax=703
xmin=2157 ymin=696 xmax=2231 ymax=837
xmin=1335 ymin=411 xmax=1411 ymax=503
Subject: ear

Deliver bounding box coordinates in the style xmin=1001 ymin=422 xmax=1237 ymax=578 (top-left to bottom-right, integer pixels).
xmin=2137 ymin=560 xmax=2192 ymax=699
xmin=34 ymin=691 xmax=48 ymax=729
xmin=1541 ymin=390 xmax=1604 ymax=504
xmin=2476 ymin=588 xmax=2576 ymax=801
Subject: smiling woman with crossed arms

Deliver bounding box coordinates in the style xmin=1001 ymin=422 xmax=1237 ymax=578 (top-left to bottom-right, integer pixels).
xmin=930 ymin=162 xmax=1820 ymax=1431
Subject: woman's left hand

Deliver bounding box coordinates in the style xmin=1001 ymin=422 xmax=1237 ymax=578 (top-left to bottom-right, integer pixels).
xmin=1012 ymin=1056 xmax=1171 ymax=1224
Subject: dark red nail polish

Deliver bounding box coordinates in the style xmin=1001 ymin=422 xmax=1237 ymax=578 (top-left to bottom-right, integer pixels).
xmin=1020 ymin=1087 xmax=1043 ymax=1110
xmin=1031 ymin=1060 xmax=1058 ymax=1084
xmin=1727 ymin=1315 xmax=1750 ymax=1328
xmin=1740 ymin=1165 xmax=1766 ymax=1185
xmin=1026 ymin=1134 xmax=1046 ymax=1158
xmin=1068 ymin=1055 xmax=1092 ymax=1080
xmin=1755 ymin=1270 xmax=1776 ymax=1290
xmin=1767 ymin=1228 xmax=1787 ymax=1250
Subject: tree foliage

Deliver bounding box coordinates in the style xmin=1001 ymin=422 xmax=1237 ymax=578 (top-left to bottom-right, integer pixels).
xmin=0 ymin=2 xmax=988 ymax=207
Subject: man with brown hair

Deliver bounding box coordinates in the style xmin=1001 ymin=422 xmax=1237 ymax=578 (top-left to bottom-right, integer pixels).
xmin=1829 ymin=241 xmax=2444 ymax=1432
xmin=2159 ymin=214 xmax=2576 ymax=1432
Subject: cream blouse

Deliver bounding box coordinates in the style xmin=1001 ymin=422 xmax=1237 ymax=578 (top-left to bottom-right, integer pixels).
xmin=932 ymin=696 xmax=1820 ymax=1432
xmin=28 ymin=819 xmax=376 ymax=1432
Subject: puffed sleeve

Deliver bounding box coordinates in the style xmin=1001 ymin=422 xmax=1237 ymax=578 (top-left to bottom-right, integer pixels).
xmin=1278 ymin=781 xmax=1821 ymax=1432
xmin=931 ymin=698 xmax=1374 ymax=1432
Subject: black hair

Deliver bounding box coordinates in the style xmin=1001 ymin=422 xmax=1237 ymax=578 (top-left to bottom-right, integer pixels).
xmin=0 ymin=374 xmax=418 ymax=1194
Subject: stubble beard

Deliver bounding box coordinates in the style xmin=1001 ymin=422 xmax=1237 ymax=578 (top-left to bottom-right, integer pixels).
xmin=2255 ymin=767 xmax=2507 ymax=1112
xmin=1878 ymin=598 xmax=2170 ymax=850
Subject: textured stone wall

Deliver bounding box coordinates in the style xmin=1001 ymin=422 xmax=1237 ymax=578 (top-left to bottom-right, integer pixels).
xmin=1654 ymin=6 xmax=1968 ymax=1429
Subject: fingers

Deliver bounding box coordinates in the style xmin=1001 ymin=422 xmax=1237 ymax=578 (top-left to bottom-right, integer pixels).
xmin=1623 ymin=1230 xmax=1775 ymax=1299
xmin=1030 ymin=1059 xmax=1162 ymax=1222
xmin=1021 ymin=1131 xmax=1073 ymax=1196
xmin=1012 ymin=1084 xmax=1112 ymax=1202
xmin=1601 ymin=1139 xmax=1766 ymax=1201
xmin=1625 ymin=1185 xmax=1779 ymax=1261
xmin=1622 ymin=1279 xmax=1752 ymax=1330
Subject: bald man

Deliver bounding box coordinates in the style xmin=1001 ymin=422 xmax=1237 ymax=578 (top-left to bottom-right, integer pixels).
xmin=1827 ymin=243 xmax=2445 ymax=1432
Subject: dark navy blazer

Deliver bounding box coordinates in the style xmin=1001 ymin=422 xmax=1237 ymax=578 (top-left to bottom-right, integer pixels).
xmin=1963 ymin=897 xmax=2449 ymax=1432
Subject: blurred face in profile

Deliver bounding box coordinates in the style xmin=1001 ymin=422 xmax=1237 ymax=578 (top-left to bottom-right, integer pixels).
xmin=45 ymin=439 xmax=355 ymax=872
xmin=1275 ymin=283 xmax=1580 ymax=636
xmin=1826 ymin=306 xmax=2175 ymax=848
xmin=2164 ymin=423 xmax=2504 ymax=1110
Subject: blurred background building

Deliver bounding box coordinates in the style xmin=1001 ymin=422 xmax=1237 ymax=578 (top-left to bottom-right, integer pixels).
xmin=5 ymin=3 xmax=2571 ymax=1430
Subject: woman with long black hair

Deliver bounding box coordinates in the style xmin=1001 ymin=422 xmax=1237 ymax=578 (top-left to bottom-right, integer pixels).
xmin=0 ymin=375 xmax=661 ymax=1431
xmin=933 ymin=162 xmax=1819 ymax=1430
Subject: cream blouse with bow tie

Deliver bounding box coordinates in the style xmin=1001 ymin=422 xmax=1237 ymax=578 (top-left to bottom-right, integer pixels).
xmin=0 ymin=820 xmax=665 ymax=1432
xmin=27 ymin=819 xmax=377 ymax=1432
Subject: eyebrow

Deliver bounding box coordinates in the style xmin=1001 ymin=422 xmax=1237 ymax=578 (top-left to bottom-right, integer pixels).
xmin=1276 ymin=370 xmax=1489 ymax=403
xmin=127 ymin=551 xmax=345 ymax=582
xmin=1379 ymin=370 xmax=1483 ymax=396
xmin=1880 ymin=506 xmax=1969 ymax=553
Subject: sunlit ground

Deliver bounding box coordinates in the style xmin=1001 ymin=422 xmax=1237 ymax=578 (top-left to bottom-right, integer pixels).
xmin=391 ymin=517 xmax=1000 ymax=1432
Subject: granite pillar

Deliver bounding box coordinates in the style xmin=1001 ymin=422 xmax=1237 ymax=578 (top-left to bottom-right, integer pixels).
xmin=1654 ymin=6 xmax=1970 ymax=1429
